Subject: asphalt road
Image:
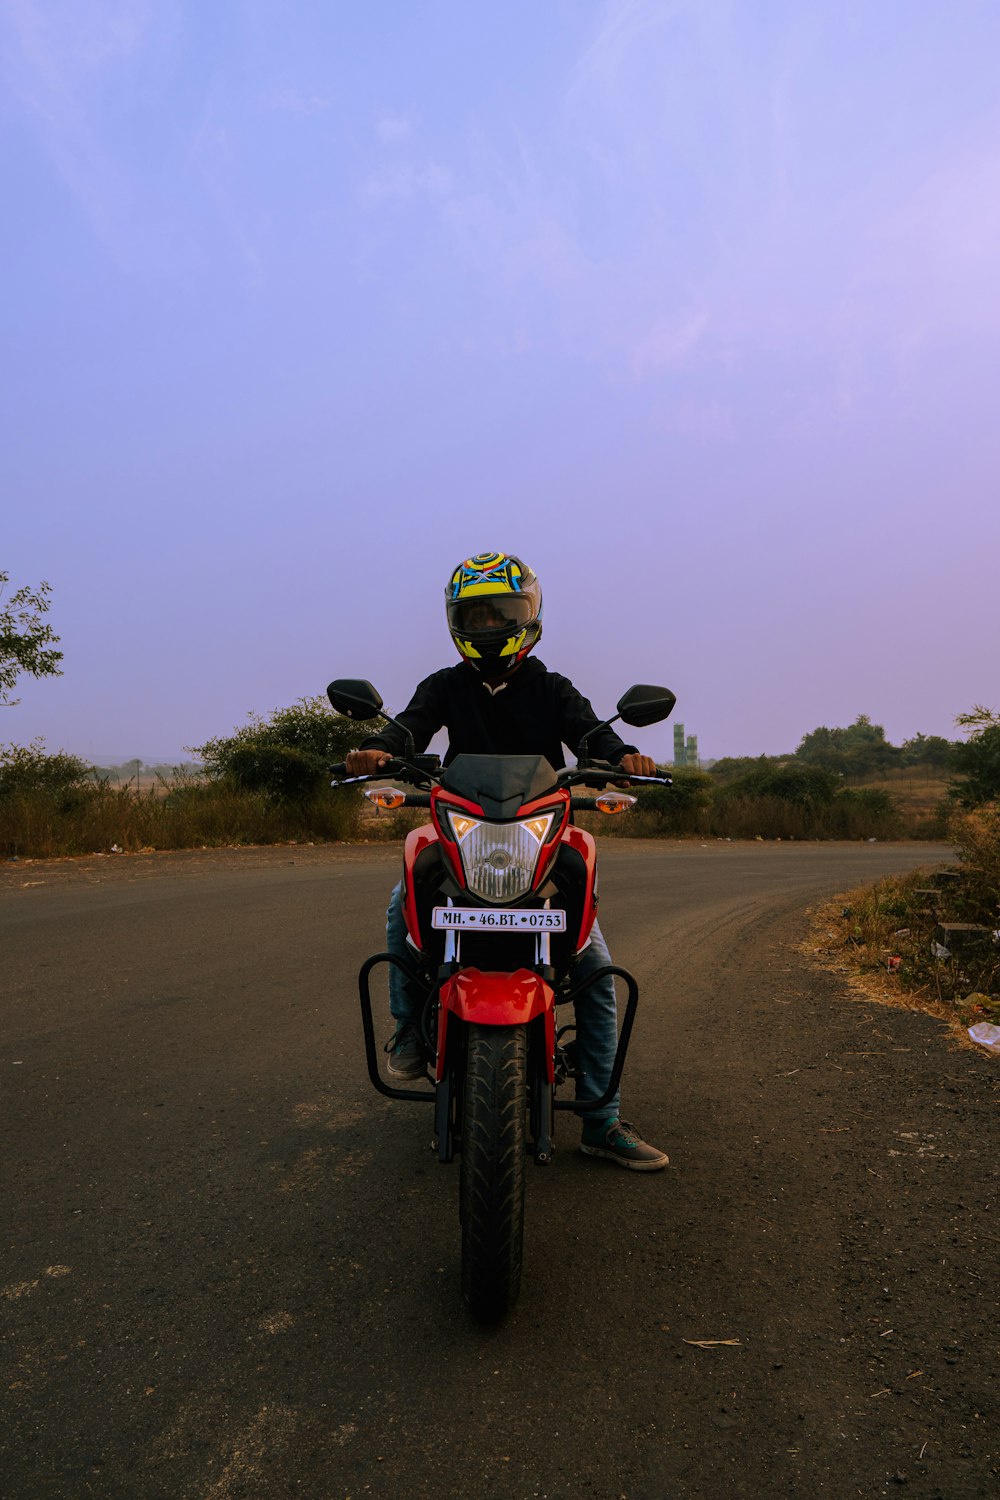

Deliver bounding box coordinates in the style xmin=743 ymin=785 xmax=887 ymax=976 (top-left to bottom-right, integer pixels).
xmin=2 ymin=839 xmax=997 ymax=1500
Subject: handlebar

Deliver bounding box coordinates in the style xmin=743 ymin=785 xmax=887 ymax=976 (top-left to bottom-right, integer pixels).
xmin=559 ymin=762 xmax=673 ymax=789
xmin=330 ymin=755 xmax=670 ymax=793
xmin=329 ymin=753 xmax=442 ymax=786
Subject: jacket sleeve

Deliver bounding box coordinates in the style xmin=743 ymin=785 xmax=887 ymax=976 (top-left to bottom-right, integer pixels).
xmin=358 ymin=672 xmax=447 ymax=757
xmin=552 ymin=673 xmax=639 ymax=764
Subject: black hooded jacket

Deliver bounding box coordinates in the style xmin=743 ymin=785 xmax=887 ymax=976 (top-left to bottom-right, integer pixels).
xmin=359 ymin=658 xmax=637 ymax=769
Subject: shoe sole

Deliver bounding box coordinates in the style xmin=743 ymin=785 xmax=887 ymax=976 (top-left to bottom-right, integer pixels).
xmin=579 ymin=1143 xmax=669 ymax=1171
xmin=386 ymin=1059 xmax=428 ymax=1081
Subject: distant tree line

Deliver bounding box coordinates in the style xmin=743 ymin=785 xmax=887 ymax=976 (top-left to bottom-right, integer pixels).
xmin=711 ymin=714 xmax=955 ymax=783
xmin=706 ymin=711 xmax=1000 ymax=809
xmin=4 ymin=685 xmax=999 ymax=861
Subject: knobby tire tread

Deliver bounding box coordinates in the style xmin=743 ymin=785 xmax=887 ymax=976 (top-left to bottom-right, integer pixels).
xmin=460 ymin=1023 xmax=527 ymax=1322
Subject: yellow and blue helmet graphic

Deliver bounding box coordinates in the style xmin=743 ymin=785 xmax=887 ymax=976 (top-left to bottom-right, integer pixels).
xmin=445 ymin=552 xmax=543 ymax=674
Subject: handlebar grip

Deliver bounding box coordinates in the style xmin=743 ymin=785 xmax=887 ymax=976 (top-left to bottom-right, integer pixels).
xmin=330 ymin=760 xmax=402 ymax=777
xmin=330 ymin=757 xmax=411 ymax=783
xmin=332 ymin=754 xmax=436 ymax=778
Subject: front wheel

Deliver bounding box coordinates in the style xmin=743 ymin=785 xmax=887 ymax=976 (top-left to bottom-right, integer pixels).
xmin=460 ymin=1023 xmax=528 ymax=1321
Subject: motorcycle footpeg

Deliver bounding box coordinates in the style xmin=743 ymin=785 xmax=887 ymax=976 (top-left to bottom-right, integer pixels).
xmin=554 ymin=1037 xmax=580 ymax=1084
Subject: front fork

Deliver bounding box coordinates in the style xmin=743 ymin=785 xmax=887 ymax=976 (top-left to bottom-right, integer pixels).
xmin=357 ymin=954 xmax=640 ymax=1164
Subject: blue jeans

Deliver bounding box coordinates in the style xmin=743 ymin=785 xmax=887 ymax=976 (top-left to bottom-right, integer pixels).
xmin=386 ymin=881 xmax=621 ymax=1119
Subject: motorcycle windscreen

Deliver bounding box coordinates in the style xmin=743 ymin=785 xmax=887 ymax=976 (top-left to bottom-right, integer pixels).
xmin=439 ymin=754 xmax=560 ymax=821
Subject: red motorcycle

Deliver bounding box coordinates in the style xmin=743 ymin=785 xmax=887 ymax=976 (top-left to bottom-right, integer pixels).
xmin=328 ymin=678 xmax=675 ymax=1320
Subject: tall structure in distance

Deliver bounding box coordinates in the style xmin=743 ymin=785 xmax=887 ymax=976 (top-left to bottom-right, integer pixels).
xmin=673 ymin=724 xmax=700 ymax=769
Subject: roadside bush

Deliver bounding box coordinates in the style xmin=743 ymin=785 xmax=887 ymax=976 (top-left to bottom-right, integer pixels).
xmin=708 ymin=778 xmax=898 ymax=840
xmin=949 ymin=802 xmax=1000 ymax=919
xmin=0 ymin=777 xmax=361 ymax=858
xmin=0 ymin=740 xmax=92 ymax=800
xmin=715 ymin=763 xmax=840 ymax=807
xmin=707 ymin=754 xmax=787 ymax=785
xmin=192 ymin=696 xmax=382 ymax=803
xmin=827 ymin=868 xmax=946 ymax=1001
xmin=586 ymin=768 xmax=901 ymax=841
xmin=628 ymin=768 xmax=714 ymax=835
xmin=825 ymin=821 xmax=999 ymax=1018
xmin=222 ymin=745 xmax=332 ymax=802
xmin=832 ymin=787 xmax=901 ymax=838
xmin=0 ymin=701 xmax=378 ymax=857
xmin=949 ymin=709 xmax=1000 ymax=808
xmin=911 ymin=808 xmax=952 ymax=841
xmin=586 ymin=768 xmax=713 ymax=838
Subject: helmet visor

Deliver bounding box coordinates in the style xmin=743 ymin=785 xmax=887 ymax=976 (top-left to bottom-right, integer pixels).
xmin=447 ymin=595 xmax=536 ymax=635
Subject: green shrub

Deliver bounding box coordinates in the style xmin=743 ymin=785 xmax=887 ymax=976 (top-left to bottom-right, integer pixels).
xmin=716 ymin=763 xmax=840 ymax=807
xmin=795 ymin=715 xmax=900 ymax=778
xmin=0 ymin=740 xmax=92 ymax=798
xmin=222 ymin=744 xmax=331 ymax=802
xmin=192 ymin=695 xmax=382 ymax=803
xmin=707 ymin=754 xmax=788 ymax=785
xmin=949 ymin=802 xmax=1000 ymax=917
xmin=591 ymin=766 xmax=902 ymax=841
xmin=631 ymin=768 xmax=714 ymax=834
xmin=834 ymin=786 xmax=900 ymax=835
xmin=949 ymin=709 xmax=1000 ymax=808
xmin=705 ymin=788 xmax=892 ymax=841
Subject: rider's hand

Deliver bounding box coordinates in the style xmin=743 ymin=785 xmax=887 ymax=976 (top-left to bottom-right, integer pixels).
xmin=618 ymin=753 xmax=657 ymax=779
xmin=345 ymin=749 xmax=392 ymax=775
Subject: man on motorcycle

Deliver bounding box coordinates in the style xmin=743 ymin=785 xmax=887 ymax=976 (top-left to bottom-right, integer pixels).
xmin=345 ymin=551 xmax=668 ymax=1171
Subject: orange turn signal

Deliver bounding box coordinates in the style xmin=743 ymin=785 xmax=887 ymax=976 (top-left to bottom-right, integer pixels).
xmin=594 ymin=792 xmax=637 ymax=816
xmin=364 ymin=787 xmax=407 ymax=810
xmin=449 ymin=814 xmax=479 ymax=839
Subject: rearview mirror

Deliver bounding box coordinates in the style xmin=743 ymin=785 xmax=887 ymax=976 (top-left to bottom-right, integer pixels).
xmin=616 ymin=684 xmax=676 ymax=728
xmin=327 ymin=679 xmax=384 ymax=719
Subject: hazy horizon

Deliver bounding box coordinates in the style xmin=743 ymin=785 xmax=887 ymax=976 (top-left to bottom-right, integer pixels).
xmin=4 ymin=1 xmax=998 ymax=768
xmin=22 ymin=706 xmax=966 ymax=774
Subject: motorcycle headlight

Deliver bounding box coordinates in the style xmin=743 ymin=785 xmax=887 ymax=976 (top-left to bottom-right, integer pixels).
xmin=447 ymin=809 xmax=556 ymax=901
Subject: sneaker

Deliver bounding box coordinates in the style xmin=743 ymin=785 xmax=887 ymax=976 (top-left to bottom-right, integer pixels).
xmin=579 ymin=1117 xmax=669 ymax=1172
xmin=385 ymin=1022 xmax=427 ymax=1080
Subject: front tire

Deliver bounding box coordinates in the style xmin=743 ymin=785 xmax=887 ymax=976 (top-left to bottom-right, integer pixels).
xmin=460 ymin=1023 xmax=527 ymax=1321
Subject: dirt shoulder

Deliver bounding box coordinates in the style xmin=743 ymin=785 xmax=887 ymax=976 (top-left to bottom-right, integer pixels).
xmin=0 ymin=840 xmax=386 ymax=893
xmin=804 ymin=852 xmax=1000 ymax=1056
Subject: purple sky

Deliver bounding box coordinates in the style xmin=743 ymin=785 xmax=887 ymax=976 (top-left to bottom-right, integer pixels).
xmin=3 ymin=0 xmax=999 ymax=765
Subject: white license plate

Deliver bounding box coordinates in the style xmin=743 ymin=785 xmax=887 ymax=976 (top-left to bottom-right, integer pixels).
xmin=432 ymin=906 xmax=566 ymax=932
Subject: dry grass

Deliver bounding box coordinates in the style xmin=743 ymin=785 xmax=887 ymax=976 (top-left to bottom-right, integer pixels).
xmin=0 ymin=783 xmax=361 ymax=859
xmin=803 ymin=827 xmax=1000 ymax=1052
xmin=855 ymin=769 xmax=951 ymax=821
xmin=0 ymin=770 xmax=976 ymax=860
xmin=593 ymin=791 xmax=904 ymax=841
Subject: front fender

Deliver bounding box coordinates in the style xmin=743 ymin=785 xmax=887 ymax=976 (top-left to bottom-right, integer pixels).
xmin=436 ymin=969 xmax=556 ymax=1082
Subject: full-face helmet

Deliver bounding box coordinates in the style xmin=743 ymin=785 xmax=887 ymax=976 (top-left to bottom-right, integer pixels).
xmin=445 ymin=551 xmax=543 ymax=677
